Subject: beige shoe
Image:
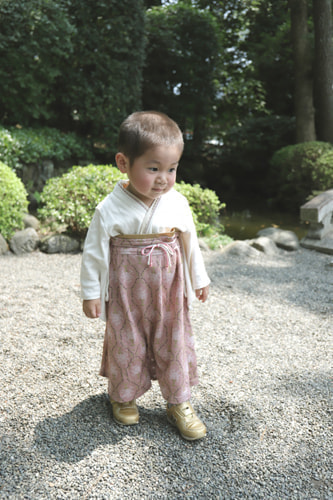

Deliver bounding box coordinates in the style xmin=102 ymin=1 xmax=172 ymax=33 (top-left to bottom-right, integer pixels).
xmin=166 ymin=402 xmax=206 ymax=441
xmin=110 ymin=399 xmax=139 ymax=425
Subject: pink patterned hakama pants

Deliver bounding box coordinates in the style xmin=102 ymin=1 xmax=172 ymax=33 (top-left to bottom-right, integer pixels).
xmin=99 ymin=233 xmax=199 ymax=404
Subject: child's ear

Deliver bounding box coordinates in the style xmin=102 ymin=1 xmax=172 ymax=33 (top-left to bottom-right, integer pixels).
xmin=115 ymin=152 xmax=130 ymax=173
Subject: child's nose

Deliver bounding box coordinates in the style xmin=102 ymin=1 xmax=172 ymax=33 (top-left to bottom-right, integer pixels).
xmin=157 ymin=172 xmax=167 ymax=184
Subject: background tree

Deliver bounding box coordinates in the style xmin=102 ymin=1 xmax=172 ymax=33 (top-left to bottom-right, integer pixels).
xmin=244 ymin=1 xmax=294 ymax=117
xmin=143 ymin=2 xmax=219 ymax=171
xmin=0 ymin=0 xmax=146 ymax=151
xmin=313 ymin=0 xmax=333 ymax=142
xmin=195 ymin=0 xmax=269 ymax=133
xmin=62 ymin=0 xmax=145 ymax=150
xmin=0 ymin=0 xmax=74 ymax=125
xmin=288 ymin=0 xmax=316 ymax=142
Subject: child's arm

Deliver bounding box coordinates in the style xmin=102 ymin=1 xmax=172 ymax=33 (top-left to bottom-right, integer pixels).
xmin=83 ymin=298 xmax=101 ymax=319
xmin=195 ymin=285 xmax=209 ymax=303
xmin=81 ymin=208 xmax=110 ymax=321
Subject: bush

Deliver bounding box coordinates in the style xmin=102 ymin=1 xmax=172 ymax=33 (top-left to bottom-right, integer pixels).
xmin=0 ymin=161 xmax=29 ymax=239
xmin=0 ymin=126 xmax=93 ymax=172
xmin=38 ymin=164 xmax=224 ymax=238
xmin=269 ymin=141 xmax=333 ymax=211
xmin=38 ymin=165 xmax=126 ymax=238
xmin=175 ymin=181 xmax=224 ymax=235
xmin=203 ymin=115 xmax=295 ymax=200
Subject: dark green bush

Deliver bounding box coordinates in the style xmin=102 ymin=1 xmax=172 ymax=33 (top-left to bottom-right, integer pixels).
xmin=0 ymin=161 xmax=29 ymax=239
xmin=203 ymin=115 xmax=295 ymax=201
xmin=0 ymin=127 xmax=93 ymax=172
xmin=38 ymin=164 xmax=224 ymax=238
xmin=269 ymin=141 xmax=333 ymax=211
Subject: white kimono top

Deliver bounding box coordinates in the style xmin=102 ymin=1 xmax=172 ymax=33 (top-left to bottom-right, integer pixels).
xmin=80 ymin=180 xmax=210 ymax=320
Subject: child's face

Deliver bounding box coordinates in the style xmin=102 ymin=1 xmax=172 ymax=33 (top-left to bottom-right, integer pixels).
xmin=116 ymin=145 xmax=182 ymax=206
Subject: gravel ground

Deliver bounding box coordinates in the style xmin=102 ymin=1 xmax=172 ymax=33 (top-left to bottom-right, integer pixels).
xmin=0 ymin=246 xmax=332 ymax=499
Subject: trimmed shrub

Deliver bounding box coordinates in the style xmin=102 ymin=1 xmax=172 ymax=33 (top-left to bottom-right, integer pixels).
xmin=0 ymin=126 xmax=93 ymax=172
xmin=175 ymin=181 xmax=224 ymax=235
xmin=203 ymin=115 xmax=295 ymax=200
xmin=269 ymin=141 xmax=333 ymax=211
xmin=38 ymin=164 xmax=224 ymax=238
xmin=0 ymin=162 xmax=29 ymax=239
xmin=38 ymin=165 xmax=126 ymax=238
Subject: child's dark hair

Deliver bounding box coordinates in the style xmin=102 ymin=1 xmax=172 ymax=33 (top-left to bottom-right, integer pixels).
xmin=118 ymin=111 xmax=184 ymax=165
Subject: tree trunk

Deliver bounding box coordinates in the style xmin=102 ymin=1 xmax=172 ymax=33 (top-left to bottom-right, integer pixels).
xmin=289 ymin=0 xmax=316 ymax=142
xmin=313 ymin=0 xmax=333 ymax=143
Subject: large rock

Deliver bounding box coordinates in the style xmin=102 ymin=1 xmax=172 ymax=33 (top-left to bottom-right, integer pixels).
xmin=0 ymin=233 xmax=8 ymax=254
xmin=221 ymin=240 xmax=260 ymax=257
xmin=23 ymin=214 xmax=40 ymax=231
xmin=9 ymin=228 xmax=40 ymax=255
xmin=250 ymin=236 xmax=279 ymax=256
xmin=257 ymin=227 xmax=300 ymax=251
xmin=40 ymin=234 xmax=80 ymax=254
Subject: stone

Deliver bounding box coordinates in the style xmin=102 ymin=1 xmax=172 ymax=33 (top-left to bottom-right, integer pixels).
xmin=250 ymin=236 xmax=279 ymax=256
xmin=257 ymin=227 xmax=300 ymax=251
xmin=0 ymin=233 xmax=9 ymax=254
xmin=9 ymin=228 xmax=40 ymax=255
xmin=40 ymin=234 xmax=80 ymax=254
xmin=221 ymin=240 xmax=260 ymax=258
xmin=300 ymin=190 xmax=333 ymax=255
xmin=23 ymin=214 xmax=40 ymax=231
xmin=199 ymin=238 xmax=210 ymax=252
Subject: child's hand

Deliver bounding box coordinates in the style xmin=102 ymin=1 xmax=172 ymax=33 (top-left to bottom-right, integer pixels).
xmin=195 ymin=285 xmax=209 ymax=303
xmin=83 ymin=299 xmax=101 ymax=319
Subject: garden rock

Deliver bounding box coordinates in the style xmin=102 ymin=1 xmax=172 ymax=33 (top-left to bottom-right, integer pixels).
xmin=199 ymin=238 xmax=210 ymax=252
xmin=221 ymin=240 xmax=260 ymax=257
xmin=40 ymin=234 xmax=80 ymax=254
xmin=23 ymin=214 xmax=40 ymax=231
xmin=9 ymin=228 xmax=40 ymax=255
xmin=0 ymin=233 xmax=8 ymax=254
xmin=257 ymin=227 xmax=300 ymax=251
xmin=250 ymin=236 xmax=279 ymax=255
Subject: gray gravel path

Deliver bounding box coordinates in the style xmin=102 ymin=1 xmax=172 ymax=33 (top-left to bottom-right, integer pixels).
xmin=0 ymin=247 xmax=332 ymax=499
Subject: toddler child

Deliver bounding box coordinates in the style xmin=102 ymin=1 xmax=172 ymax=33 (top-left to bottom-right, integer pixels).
xmin=80 ymin=111 xmax=210 ymax=441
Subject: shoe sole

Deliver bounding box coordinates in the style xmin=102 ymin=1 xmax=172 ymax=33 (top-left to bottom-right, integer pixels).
xmin=167 ymin=415 xmax=206 ymax=441
xmin=113 ymin=416 xmax=139 ymax=426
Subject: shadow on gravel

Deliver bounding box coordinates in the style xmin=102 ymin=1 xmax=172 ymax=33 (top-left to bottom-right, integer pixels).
xmin=206 ymin=253 xmax=332 ymax=315
xmin=33 ymin=393 xmax=142 ymax=463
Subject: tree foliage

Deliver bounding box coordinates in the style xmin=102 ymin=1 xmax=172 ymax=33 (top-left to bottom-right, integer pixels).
xmin=143 ymin=3 xmax=219 ymax=151
xmin=0 ymin=0 xmax=146 ymax=150
xmin=0 ymin=0 xmax=74 ymax=124
xmin=62 ymin=0 xmax=146 ymax=147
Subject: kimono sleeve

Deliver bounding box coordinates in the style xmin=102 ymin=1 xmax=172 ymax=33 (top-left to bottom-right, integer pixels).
xmin=179 ymin=197 xmax=210 ymax=296
xmin=80 ymin=209 xmax=110 ymax=302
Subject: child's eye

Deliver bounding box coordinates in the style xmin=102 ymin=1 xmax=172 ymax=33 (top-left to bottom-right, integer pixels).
xmin=148 ymin=167 xmax=158 ymax=172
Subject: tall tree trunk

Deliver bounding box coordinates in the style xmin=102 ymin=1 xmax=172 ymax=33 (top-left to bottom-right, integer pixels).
xmin=289 ymin=0 xmax=316 ymax=142
xmin=313 ymin=0 xmax=333 ymax=143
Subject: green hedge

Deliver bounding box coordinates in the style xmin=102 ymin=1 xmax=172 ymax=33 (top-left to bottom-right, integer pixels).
xmin=38 ymin=164 xmax=224 ymax=239
xmin=269 ymin=141 xmax=333 ymax=210
xmin=0 ymin=162 xmax=29 ymax=239
xmin=0 ymin=127 xmax=93 ymax=172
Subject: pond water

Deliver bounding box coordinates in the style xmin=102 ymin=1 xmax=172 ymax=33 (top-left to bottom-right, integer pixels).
xmin=220 ymin=209 xmax=308 ymax=241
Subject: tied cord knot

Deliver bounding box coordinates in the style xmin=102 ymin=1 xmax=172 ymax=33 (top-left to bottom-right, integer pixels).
xmin=141 ymin=242 xmax=175 ymax=267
